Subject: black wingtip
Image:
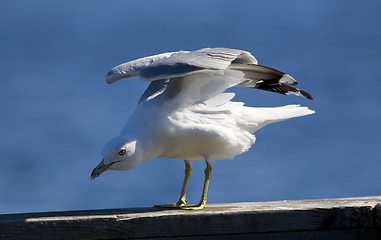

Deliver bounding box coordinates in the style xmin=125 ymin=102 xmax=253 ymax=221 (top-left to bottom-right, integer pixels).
xmin=254 ymin=81 xmax=313 ymax=100
xmin=229 ymin=63 xmax=313 ymax=100
xmin=300 ymin=90 xmax=313 ymax=100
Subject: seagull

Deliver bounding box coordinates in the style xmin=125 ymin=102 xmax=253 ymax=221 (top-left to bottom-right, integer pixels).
xmin=91 ymin=47 xmax=314 ymax=210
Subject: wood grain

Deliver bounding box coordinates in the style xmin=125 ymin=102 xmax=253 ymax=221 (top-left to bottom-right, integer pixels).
xmin=1 ymin=196 xmax=381 ymax=240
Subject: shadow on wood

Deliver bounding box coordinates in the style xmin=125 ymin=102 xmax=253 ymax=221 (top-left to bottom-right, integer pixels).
xmin=1 ymin=196 xmax=381 ymax=240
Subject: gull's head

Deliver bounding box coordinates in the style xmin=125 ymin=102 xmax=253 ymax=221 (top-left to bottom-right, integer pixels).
xmin=91 ymin=135 xmax=140 ymax=180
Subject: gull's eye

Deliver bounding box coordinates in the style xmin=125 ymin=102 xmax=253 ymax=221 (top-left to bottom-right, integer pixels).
xmin=118 ymin=149 xmax=126 ymax=156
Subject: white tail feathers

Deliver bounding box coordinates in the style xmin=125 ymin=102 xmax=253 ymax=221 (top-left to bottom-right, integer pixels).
xmin=274 ymin=104 xmax=315 ymax=119
xmin=242 ymin=105 xmax=315 ymax=133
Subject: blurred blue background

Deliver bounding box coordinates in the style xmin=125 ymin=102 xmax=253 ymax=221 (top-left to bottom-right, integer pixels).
xmin=1 ymin=0 xmax=381 ymax=214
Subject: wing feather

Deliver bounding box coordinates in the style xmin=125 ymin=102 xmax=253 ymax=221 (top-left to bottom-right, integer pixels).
xmin=106 ymin=48 xmax=257 ymax=83
xmin=106 ymin=48 xmax=313 ymax=102
xmin=230 ymin=64 xmax=313 ymax=100
xmin=106 ymin=52 xmax=175 ymax=84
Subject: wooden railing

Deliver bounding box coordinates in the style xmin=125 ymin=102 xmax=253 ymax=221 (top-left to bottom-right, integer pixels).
xmin=1 ymin=196 xmax=381 ymax=239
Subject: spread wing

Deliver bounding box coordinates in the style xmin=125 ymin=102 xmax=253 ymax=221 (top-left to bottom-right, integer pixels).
xmin=106 ymin=48 xmax=257 ymax=83
xmin=106 ymin=48 xmax=313 ymax=103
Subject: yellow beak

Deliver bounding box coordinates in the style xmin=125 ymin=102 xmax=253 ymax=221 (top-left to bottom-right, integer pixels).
xmin=91 ymin=159 xmax=113 ymax=180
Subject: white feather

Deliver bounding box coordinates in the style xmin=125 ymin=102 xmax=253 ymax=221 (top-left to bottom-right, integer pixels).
xmin=99 ymin=48 xmax=314 ymax=171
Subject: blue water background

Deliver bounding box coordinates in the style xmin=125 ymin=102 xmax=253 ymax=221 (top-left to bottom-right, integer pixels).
xmin=1 ymin=0 xmax=381 ymax=214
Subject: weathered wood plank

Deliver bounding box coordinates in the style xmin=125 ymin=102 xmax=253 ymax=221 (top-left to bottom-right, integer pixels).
xmin=1 ymin=196 xmax=380 ymax=240
xmin=142 ymin=229 xmax=381 ymax=240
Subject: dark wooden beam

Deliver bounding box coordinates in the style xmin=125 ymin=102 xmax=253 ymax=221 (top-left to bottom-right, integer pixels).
xmin=1 ymin=196 xmax=381 ymax=240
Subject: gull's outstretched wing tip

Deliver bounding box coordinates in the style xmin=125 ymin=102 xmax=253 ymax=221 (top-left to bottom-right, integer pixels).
xmin=280 ymin=74 xmax=298 ymax=86
xmin=105 ymin=51 xmax=176 ymax=84
xmin=106 ymin=70 xmax=118 ymax=84
xmin=280 ymin=74 xmax=313 ymax=100
xmin=106 ymin=67 xmax=138 ymax=84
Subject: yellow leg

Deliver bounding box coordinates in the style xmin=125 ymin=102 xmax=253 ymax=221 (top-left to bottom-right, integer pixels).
xmin=155 ymin=160 xmax=192 ymax=208
xmin=181 ymin=160 xmax=212 ymax=210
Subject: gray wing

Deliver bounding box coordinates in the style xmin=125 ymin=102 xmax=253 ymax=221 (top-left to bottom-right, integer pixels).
xmin=106 ymin=48 xmax=313 ymax=101
xmin=106 ymin=48 xmax=257 ymax=83
xmin=106 ymin=52 xmax=175 ymax=84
